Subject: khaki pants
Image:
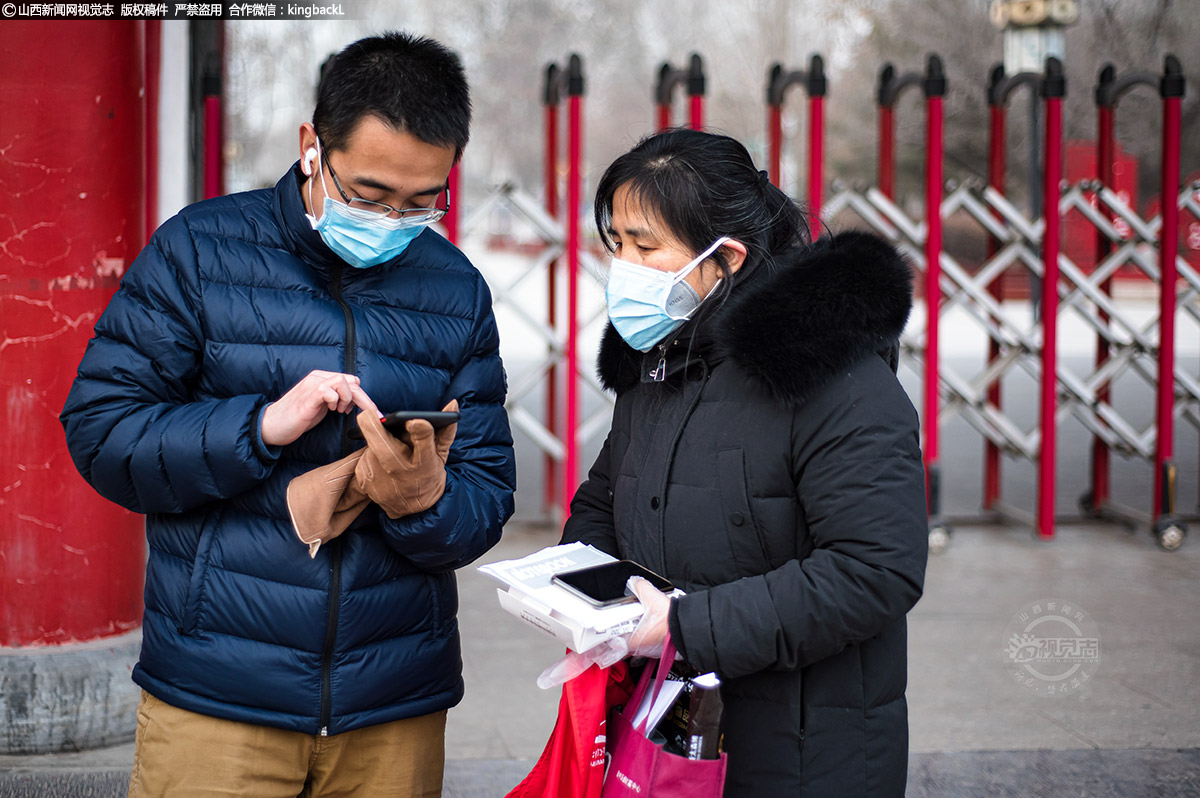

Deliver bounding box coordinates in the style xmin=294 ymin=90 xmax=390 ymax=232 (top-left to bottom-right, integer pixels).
xmin=128 ymin=690 xmax=446 ymax=798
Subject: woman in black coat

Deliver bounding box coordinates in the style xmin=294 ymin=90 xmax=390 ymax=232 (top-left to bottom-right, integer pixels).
xmin=561 ymin=129 xmax=928 ymax=797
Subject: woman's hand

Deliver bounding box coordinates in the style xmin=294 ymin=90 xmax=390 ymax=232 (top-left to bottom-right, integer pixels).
xmin=627 ymin=576 xmax=673 ymax=657
xmin=535 ymin=575 xmax=676 ymax=688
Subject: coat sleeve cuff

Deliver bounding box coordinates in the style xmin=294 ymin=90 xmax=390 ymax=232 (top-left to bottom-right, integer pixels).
xmin=670 ymin=592 xmax=717 ymax=673
xmin=252 ymin=402 xmax=282 ymax=465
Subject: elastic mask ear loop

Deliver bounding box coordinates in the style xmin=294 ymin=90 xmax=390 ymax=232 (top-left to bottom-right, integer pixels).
xmin=306 ymin=138 xmax=334 ymax=228
xmin=670 ymin=236 xmax=731 ymax=286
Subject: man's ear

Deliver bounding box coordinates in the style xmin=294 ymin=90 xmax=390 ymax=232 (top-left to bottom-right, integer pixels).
xmin=298 ymin=123 xmax=318 ymax=175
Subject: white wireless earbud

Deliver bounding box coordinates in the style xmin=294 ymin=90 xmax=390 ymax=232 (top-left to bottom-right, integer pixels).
xmin=303 ymin=148 xmax=318 ymax=175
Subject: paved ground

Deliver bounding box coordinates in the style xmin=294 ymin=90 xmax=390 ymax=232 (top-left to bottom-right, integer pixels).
xmin=3 ymin=518 xmax=1199 ymax=796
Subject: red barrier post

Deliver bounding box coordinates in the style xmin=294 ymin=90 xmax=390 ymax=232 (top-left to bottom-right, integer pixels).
xmin=145 ymin=19 xmax=161 ymax=239
xmin=807 ymin=55 xmax=825 ymax=239
xmin=768 ymin=103 xmax=783 ymax=186
xmin=984 ymin=66 xmax=1007 ymax=511
xmin=1038 ymin=58 xmax=1066 ymax=540
xmin=657 ymin=103 xmax=671 ymax=132
xmin=923 ymin=55 xmax=946 ymax=519
xmin=1092 ymin=65 xmax=1117 ymax=511
xmin=808 ymin=96 xmax=824 ymax=238
xmin=543 ymin=63 xmax=561 ymax=516
xmin=688 ymin=54 xmax=705 ymax=131
xmin=656 ymin=62 xmax=677 ymax=132
xmin=877 ymin=64 xmax=897 ymax=200
xmin=1154 ymin=56 xmax=1184 ymax=520
xmin=767 ymin=64 xmax=784 ymax=187
xmin=765 ymin=57 xmax=825 ymax=222
xmin=879 ymin=104 xmax=895 ymax=199
xmin=876 ymin=64 xmax=925 ymax=202
xmin=201 ymin=29 xmax=225 ymax=199
xmin=563 ymin=54 xmax=584 ymax=521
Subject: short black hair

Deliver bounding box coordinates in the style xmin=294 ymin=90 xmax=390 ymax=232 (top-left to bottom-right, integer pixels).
xmin=313 ymin=31 xmax=471 ymax=160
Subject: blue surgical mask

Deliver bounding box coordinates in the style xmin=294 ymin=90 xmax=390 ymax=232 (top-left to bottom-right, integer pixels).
xmin=605 ymin=237 xmax=730 ymax=351
xmin=305 ymin=141 xmax=428 ymax=269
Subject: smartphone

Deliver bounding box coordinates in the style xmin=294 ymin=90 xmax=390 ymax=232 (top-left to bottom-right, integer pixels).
xmin=348 ymin=410 xmax=460 ymax=440
xmin=551 ymin=560 xmax=675 ymax=608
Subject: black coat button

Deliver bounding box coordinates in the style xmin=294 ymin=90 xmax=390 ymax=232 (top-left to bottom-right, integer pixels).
xmin=650 ymin=496 xmax=660 ymax=509
xmin=730 ymin=512 xmax=745 ymax=526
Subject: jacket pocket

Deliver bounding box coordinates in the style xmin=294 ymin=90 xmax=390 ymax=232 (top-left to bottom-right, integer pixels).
xmin=717 ymin=448 xmax=771 ymax=576
xmin=179 ymin=520 xmax=219 ymax=636
xmin=721 ymin=670 xmax=805 ymax=793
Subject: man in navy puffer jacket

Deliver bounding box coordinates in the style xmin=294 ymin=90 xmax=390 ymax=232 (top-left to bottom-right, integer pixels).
xmin=60 ymin=32 xmax=515 ymax=797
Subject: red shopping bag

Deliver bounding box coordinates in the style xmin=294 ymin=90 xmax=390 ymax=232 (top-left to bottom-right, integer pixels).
xmin=601 ymin=637 xmax=727 ymax=798
xmin=507 ymin=658 xmax=633 ymax=798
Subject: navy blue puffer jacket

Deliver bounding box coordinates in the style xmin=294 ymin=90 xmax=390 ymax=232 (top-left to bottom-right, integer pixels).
xmin=60 ymin=164 xmax=516 ymax=735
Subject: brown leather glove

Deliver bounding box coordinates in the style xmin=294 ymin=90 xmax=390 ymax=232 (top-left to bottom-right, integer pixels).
xmin=286 ymin=450 xmax=371 ymax=558
xmin=353 ymin=400 xmax=458 ymax=519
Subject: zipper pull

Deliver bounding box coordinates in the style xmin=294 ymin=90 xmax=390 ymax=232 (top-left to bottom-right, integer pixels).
xmin=649 ymin=345 xmax=667 ymax=382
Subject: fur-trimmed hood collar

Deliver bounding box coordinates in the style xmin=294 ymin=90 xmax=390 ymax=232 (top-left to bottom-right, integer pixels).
xmin=596 ymin=231 xmax=913 ymax=406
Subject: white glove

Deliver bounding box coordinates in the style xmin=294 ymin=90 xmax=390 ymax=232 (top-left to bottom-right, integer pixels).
xmin=536 ymin=636 xmax=630 ymax=690
xmin=627 ymin=576 xmax=673 ymax=658
xmin=535 ymin=575 xmax=678 ymax=688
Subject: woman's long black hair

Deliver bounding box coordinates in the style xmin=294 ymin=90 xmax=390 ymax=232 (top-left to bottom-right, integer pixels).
xmin=594 ymin=128 xmax=811 ymax=318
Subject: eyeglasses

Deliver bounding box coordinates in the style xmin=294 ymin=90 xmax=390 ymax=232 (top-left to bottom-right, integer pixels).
xmin=323 ymin=151 xmax=450 ymax=227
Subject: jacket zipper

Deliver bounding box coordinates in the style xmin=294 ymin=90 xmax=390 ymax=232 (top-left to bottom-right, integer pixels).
xmin=656 ymin=359 xmax=709 ymax=572
xmin=319 ymin=264 xmax=356 ymax=736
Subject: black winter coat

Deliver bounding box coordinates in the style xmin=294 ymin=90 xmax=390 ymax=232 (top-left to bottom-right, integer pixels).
xmin=562 ymin=232 xmax=928 ymax=797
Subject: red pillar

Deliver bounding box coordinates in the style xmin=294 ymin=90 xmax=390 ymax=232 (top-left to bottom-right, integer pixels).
xmin=0 ymin=21 xmax=146 ymax=650
xmin=1 ymin=20 xmax=151 ymax=755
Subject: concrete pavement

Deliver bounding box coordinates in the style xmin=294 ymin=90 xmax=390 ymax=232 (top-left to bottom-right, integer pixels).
xmin=2 ymin=519 xmax=1199 ymax=796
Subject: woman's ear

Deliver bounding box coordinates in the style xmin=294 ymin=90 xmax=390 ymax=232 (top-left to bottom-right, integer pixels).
xmin=720 ymin=239 xmax=748 ymax=275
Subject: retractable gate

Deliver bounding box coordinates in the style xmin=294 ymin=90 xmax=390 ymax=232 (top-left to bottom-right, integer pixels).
xmin=466 ymin=52 xmax=1194 ymax=550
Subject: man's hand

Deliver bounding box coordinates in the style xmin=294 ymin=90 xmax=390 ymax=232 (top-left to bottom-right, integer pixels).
xmin=353 ymin=400 xmax=458 ymax=518
xmin=262 ymin=370 xmax=379 ymax=447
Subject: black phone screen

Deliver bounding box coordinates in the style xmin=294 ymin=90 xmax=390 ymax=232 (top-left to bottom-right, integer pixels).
xmin=552 ymin=561 xmax=674 ymax=606
xmin=348 ymin=410 xmax=460 ymax=440
xmin=380 ymin=410 xmax=459 ymax=435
